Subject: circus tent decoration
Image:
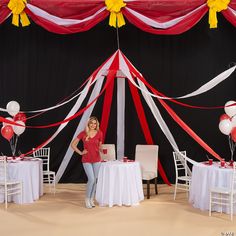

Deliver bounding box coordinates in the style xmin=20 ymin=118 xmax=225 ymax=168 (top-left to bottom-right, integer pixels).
xmin=51 ymin=49 xmax=228 ymax=184
xmin=0 ymin=49 xmax=235 ymax=183
xmin=1 ymin=0 xmax=236 ymax=33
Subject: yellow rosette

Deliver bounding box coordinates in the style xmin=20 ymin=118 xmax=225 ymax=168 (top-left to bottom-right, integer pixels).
xmin=8 ymin=0 xmax=30 ymax=27
xmin=105 ymin=0 xmax=126 ymax=28
xmin=207 ymin=0 xmax=230 ymax=28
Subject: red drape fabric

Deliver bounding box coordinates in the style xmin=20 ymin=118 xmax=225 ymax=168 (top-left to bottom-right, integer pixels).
xmin=122 ymin=6 xmax=208 ymax=35
xmin=222 ymin=2 xmax=236 ymax=28
xmin=25 ymin=8 xmax=109 ymax=34
xmin=28 ymin=0 xmax=105 ymax=18
xmin=1 ymin=0 xmax=236 ymax=34
xmin=0 ymin=1 xmax=10 ymax=24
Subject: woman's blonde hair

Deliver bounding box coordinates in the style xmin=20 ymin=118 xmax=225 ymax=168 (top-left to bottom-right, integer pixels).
xmin=85 ymin=116 xmax=100 ymax=138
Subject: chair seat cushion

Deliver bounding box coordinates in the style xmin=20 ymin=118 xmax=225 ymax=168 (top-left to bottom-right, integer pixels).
xmin=142 ymin=171 xmax=157 ymax=180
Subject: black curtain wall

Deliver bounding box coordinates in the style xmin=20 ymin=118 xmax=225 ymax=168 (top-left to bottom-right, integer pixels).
xmin=0 ymin=15 xmax=235 ymax=183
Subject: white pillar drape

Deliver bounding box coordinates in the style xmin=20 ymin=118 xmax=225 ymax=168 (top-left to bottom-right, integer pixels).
xmin=117 ymin=77 xmax=125 ymax=160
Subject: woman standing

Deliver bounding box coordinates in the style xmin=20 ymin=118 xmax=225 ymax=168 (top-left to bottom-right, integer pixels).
xmin=71 ymin=116 xmax=103 ymax=209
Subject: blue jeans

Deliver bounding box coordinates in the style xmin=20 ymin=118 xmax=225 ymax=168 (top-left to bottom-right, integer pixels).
xmin=82 ymin=162 xmax=101 ymax=198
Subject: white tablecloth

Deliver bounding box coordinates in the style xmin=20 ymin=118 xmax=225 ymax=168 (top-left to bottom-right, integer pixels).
xmin=96 ymin=161 xmax=144 ymax=207
xmin=189 ymin=162 xmax=235 ymax=214
xmin=0 ymin=159 xmax=43 ymax=204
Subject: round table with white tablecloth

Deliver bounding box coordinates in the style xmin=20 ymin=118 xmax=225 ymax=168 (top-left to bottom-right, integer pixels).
xmin=95 ymin=160 xmax=144 ymax=207
xmin=0 ymin=159 xmax=43 ymax=204
xmin=189 ymin=162 xmax=235 ymax=214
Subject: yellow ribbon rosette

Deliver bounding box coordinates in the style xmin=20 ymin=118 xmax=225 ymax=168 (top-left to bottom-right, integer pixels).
xmin=8 ymin=0 xmax=30 ymax=27
xmin=105 ymin=0 xmax=126 ymax=28
xmin=207 ymin=0 xmax=230 ymax=28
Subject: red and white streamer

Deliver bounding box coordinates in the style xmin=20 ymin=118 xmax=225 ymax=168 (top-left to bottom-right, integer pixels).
xmin=56 ymin=51 xmax=118 ymax=182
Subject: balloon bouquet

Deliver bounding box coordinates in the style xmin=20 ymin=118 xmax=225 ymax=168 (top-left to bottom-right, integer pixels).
xmin=219 ymin=100 xmax=236 ymax=162
xmin=1 ymin=101 xmax=26 ymax=156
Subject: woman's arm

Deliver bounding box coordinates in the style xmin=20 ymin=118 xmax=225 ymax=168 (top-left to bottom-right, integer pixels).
xmin=71 ymin=138 xmax=87 ymax=155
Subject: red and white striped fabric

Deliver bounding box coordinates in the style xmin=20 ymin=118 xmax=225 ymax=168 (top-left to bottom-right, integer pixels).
xmin=1 ymin=0 xmax=236 ymax=34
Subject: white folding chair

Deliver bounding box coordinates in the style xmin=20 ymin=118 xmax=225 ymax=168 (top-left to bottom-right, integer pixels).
xmin=0 ymin=156 xmax=22 ymax=209
xmin=33 ymin=147 xmax=56 ymax=193
xmin=209 ymin=162 xmax=236 ymax=221
xmin=135 ymin=145 xmax=159 ymax=199
xmin=173 ymin=151 xmax=192 ymax=200
xmin=100 ymin=144 xmax=116 ymax=161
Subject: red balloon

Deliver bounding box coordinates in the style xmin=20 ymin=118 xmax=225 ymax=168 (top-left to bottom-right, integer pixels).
xmin=231 ymin=127 xmax=236 ymax=142
xmin=219 ymin=113 xmax=230 ymax=121
xmin=14 ymin=112 xmax=26 ymax=123
xmin=1 ymin=125 xmax=14 ymax=141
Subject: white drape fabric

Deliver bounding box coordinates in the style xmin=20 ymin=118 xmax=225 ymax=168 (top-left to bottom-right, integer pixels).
xmin=117 ymin=77 xmax=125 ymax=160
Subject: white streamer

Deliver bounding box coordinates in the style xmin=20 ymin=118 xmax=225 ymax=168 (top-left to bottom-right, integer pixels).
xmin=117 ymin=77 xmax=125 ymax=160
xmin=119 ymin=51 xmax=197 ymax=170
xmin=55 ymin=52 xmax=117 ymax=183
xmin=120 ymin=52 xmax=236 ymax=100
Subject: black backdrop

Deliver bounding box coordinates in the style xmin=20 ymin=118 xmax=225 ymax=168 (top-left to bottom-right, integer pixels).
xmin=0 ymin=15 xmax=235 ymax=183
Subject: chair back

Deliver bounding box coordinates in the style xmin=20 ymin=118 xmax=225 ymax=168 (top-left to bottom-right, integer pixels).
xmin=33 ymin=147 xmax=50 ymax=171
xmin=173 ymin=151 xmax=189 ymax=178
xmin=100 ymin=144 xmax=116 ymax=161
xmin=135 ymin=145 xmax=159 ymax=177
xmin=230 ymin=162 xmax=236 ymax=193
xmin=0 ymin=156 xmax=7 ymax=184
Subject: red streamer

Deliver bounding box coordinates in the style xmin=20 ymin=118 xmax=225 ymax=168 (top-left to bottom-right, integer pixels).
xmin=100 ymin=71 xmax=116 ymax=141
xmin=128 ymin=77 xmax=171 ymax=185
xmin=122 ymin=51 xmax=222 ymax=161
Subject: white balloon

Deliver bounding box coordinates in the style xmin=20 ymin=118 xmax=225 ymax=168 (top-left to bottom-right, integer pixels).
xmin=6 ymin=101 xmax=20 ymax=117
xmin=13 ymin=120 xmax=25 ymax=136
xmin=224 ymin=100 xmax=236 ymax=118
xmin=231 ymin=115 xmax=236 ymax=127
xmin=2 ymin=117 xmax=14 ymax=127
xmin=219 ymin=119 xmax=232 ymax=135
